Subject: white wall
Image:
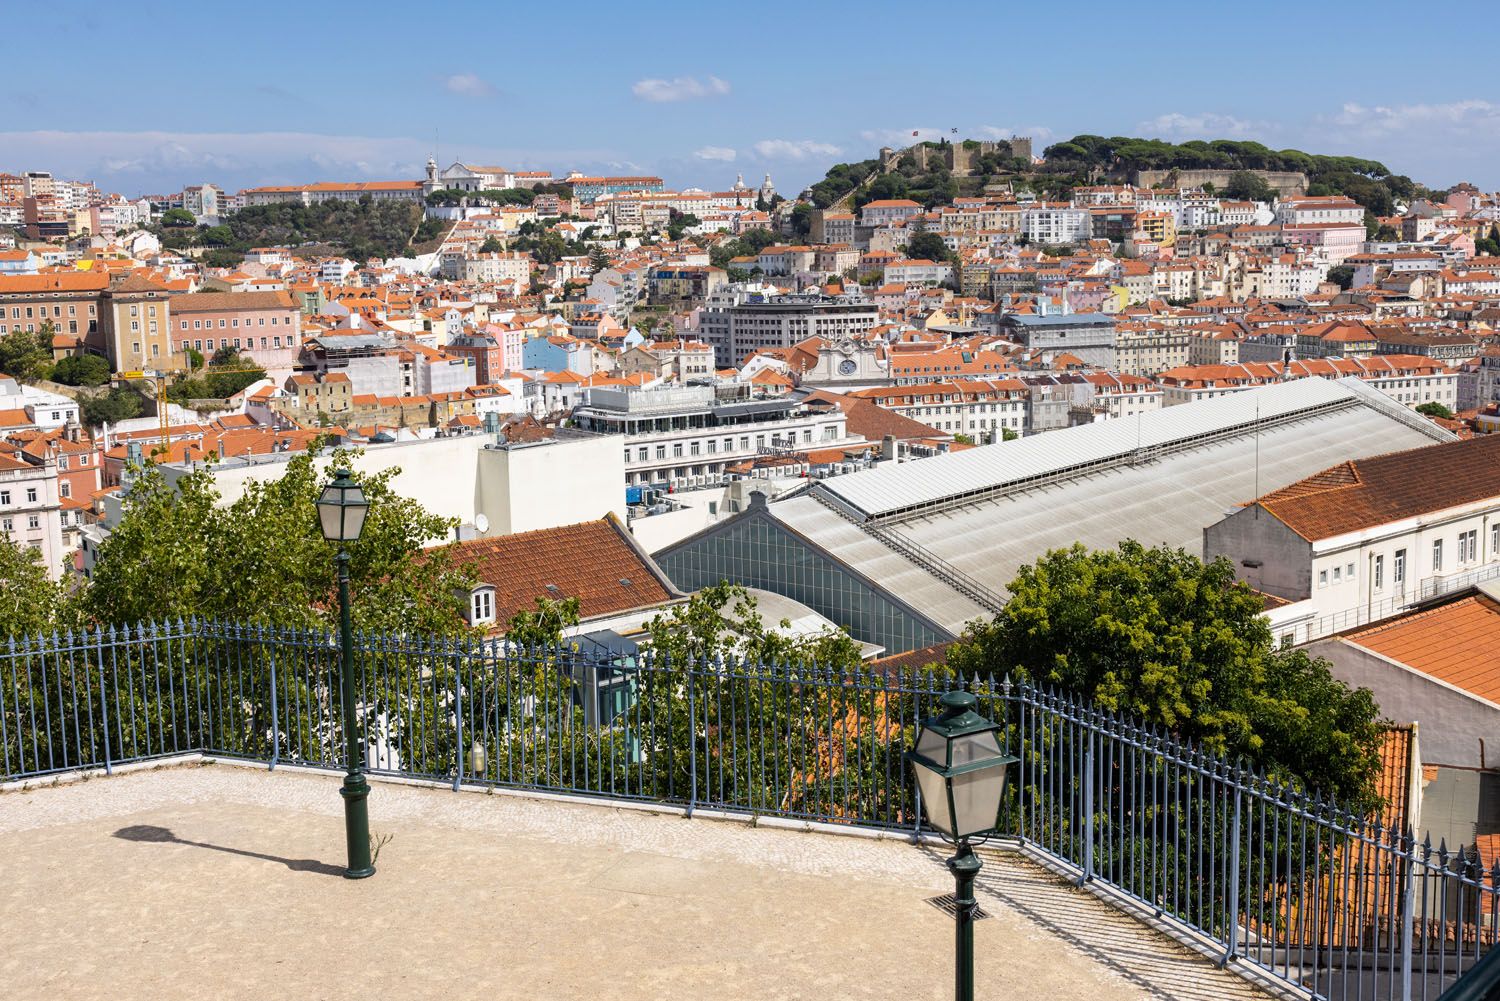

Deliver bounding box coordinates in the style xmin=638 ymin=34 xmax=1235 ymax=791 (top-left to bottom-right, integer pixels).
xmin=159 ymin=432 xmax=625 ymax=542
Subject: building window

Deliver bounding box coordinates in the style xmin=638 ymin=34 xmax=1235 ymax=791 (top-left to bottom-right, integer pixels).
xmin=1332 ymin=565 xmax=1341 ymax=583
xmin=469 ymin=588 xmax=494 ymax=624
xmin=1394 ymin=549 xmax=1406 ymax=586
xmin=27 ymin=515 xmax=39 ymax=530
xmin=1373 ymin=554 xmax=1383 ymax=590
xmin=1460 ymin=529 xmax=1478 ymax=563
xmin=1492 ymin=525 xmax=1499 ymax=560
xmin=0 ymin=490 xmax=9 ymax=505
xmin=1433 ymin=539 xmax=1443 ymax=572
xmin=60 ymin=482 xmax=70 ymax=498
xmin=26 ymin=488 xmax=37 ymax=503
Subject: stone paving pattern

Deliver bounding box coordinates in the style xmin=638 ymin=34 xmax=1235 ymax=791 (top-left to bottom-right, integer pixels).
xmin=0 ymin=763 xmax=1279 ymax=1000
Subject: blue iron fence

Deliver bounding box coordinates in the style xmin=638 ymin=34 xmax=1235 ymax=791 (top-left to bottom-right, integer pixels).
xmin=2 ymin=618 xmax=1495 ymax=1001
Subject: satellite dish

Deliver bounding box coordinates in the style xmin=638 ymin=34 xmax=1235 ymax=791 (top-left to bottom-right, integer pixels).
xmin=473 ymin=513 xmax=490 ymax=534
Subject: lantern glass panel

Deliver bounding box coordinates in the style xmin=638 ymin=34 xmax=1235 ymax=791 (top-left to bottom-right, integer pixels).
xmin=341 ymin=483 xmax=368 ymax=540
xmin=912 ymin=756 xmax=953 ymax=836
xmin=317 ymin=493 xmax=345 ymax=541
xmin=949 ymin=731 xmax=1008 ymax=837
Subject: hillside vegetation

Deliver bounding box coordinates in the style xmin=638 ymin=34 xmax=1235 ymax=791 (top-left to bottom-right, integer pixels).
xmin=155 ymin=200 xmax=447 ymax=266
xmin=807 ymin=135 xmax=1438 ymax=218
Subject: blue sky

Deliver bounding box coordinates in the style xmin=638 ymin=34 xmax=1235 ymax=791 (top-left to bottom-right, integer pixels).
xmin=4 ymin=1 xmax=1499 ymax=197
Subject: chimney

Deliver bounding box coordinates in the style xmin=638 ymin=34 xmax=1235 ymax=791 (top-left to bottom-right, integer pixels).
xmin=217 ymin=438 xmax=225 ymax=459
xmin=881 ymin=434 xmax=897 ymax=461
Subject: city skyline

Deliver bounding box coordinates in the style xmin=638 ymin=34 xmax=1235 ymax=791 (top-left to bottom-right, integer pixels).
xmin=6 ymin=0 xmax=1500 ymax=195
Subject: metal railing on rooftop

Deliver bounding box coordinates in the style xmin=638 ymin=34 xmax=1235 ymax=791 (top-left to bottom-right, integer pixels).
xmin=1 ymin=618 xmax=1494 ymax=1001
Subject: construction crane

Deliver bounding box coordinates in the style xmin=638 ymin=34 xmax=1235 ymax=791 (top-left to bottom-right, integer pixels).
xmin=117 ymin=363 xmax=267 ymax=459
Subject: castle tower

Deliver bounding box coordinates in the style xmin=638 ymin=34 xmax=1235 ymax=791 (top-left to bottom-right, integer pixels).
xmin=759 ymin=173 xmax=776 ymax=203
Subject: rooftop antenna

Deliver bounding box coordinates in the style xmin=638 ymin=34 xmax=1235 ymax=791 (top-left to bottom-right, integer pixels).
xmin=1254 ymin=401 xmax=1261 ymax=518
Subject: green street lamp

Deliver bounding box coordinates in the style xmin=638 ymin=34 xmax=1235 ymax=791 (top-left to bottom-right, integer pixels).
xmin=909 ymin=690 xmax=1017 ymax=1001
xmin=316 ymin=468 xmax=374 ymax=880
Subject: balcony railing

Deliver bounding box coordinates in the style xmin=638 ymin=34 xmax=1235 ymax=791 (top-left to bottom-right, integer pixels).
xmin=2 ymin=618 xmax=1495 ymax=1001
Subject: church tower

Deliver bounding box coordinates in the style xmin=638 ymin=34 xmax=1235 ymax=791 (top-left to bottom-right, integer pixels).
xmin=758 ymin=173 xmax=776 ymax=203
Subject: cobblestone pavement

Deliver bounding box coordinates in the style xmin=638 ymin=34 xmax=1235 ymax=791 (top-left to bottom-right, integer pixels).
xmin=0 ymin=763 xmax=1279 ymax=1000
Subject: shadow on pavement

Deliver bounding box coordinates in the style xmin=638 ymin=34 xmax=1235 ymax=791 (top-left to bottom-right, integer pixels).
xmin=113 ymin=824 xmax=346 ymax=877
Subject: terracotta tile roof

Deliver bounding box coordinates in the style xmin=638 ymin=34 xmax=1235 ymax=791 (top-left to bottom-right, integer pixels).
xmin=869 ymin=642 xmax=954 ymax=675
xmin=0 ymin=272 xmax=109 ymax=294
xmin=1255 ymin=436 xmax=1500 ymax=541
xmin=172 ymin=290 xmax=296 ymax=312
xmin=801 ymin=390 xmax=945 ymax=443
xmin=1344 ymin=594 xmax=1500 ymax=704
xmin=445 ymin=517 xmax=680 ymax=625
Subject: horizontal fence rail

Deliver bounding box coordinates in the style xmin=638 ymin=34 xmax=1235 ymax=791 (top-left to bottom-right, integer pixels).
xmin=2 ymin=619 xmax=1495 ymax=1001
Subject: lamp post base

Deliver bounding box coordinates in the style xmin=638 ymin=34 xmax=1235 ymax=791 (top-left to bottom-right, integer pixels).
xmin=340 ymin=773 xmax=375 ymax=879
xmin=948 ymin=842 xmax=982 ymax=1001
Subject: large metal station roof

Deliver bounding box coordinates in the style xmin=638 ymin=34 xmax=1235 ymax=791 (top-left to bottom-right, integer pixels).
xmin=758 ymin=378 xmax=1455 ymax=636
xmin=810 ymin=378 xmax=1449 ymax=525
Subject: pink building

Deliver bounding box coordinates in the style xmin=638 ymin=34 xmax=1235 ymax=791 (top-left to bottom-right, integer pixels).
xmin=447 ymin=324 xmax=524 ymax=384
xmin=1281 ymin=223 xmax=1367 ymax=264
xmin=170 ymin=290 xmax=302 ymax=378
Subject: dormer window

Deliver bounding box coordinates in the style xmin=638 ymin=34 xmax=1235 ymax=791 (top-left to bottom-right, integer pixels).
xmin=469 ymin=585 xmax=496 ymax=625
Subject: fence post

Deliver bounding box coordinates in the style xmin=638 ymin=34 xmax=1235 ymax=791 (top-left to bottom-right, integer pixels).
xmin=1400 ymin=826 xmax=1416 ymax=1001
xmin=264 ymin=625 xmax=280 ymax=771
xmin=452 ymin=640 xmax=464 ymax=793
xmin=1077 ymin=725 xmax=1095 ymax=887
xmin=1221 ymin=770 xmax=1243 ymax=966
xmin=685 ymin=655 xmax=698 ymax=818
xmin=93 ymin=629 xmax=113 ymax=776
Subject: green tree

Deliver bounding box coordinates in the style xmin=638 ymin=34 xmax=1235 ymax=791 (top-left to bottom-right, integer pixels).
xmin=0 ymin=537 xmax=76 ymax=638
xmin=160 ymin=208 xmax=196 ymax=227
xmin=643 ymin=582 xmax=862 ymax=670
xmin=503 ymin=596 xmax=581 ymax=646
xmin=50 ymin=353 xmax=111 ymax=387
xmin=904 ymin=231 xmax=953 ymax=264
xmin=1326 ymin=265 xmax=1356 ymax=290
xmin=479 ymin=236 xmax=505 ymax=253
xmin=1223 ymin=170 xmax=1277 ymax=203
xmin=1416 ymin=401 xmax=1454 ymax=420
xmin=947 ymin=541 xmax=1384 ymax=805
xmin=78 ymin=387 xmax=143 ymax=427
xmin=0 ymin=322 xmax=55 ymax=382
xmin=588 ymin=246 xmax=610 ymax=274
xmin=1001 ymin=427 xmax=1019 ymax=442
xmin=952 ymin=433 xmax=974 ymax=445
xmin=83 ymin=448 xmax=475 ymax=635
xmin=789 ymin=202 xmax=814 ymax=238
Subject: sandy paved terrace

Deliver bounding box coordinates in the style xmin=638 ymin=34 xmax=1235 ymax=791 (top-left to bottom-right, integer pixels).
xmin=0 ymin=762 xmax=1280 ymax=1001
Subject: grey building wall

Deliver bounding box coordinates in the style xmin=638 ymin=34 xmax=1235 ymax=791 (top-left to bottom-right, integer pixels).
xmin=1308 ymin=639 xmax=1499 ymax=770
xmin=1203 ymin=505 xmax=1313 ymax=600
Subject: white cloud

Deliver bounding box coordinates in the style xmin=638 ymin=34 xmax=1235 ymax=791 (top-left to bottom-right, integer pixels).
xmin=753 ymin=139 xmax=842 ymax=160
xmin=631 ymin=76 xmax=730 ymax=103
xmin=1137 ymin=112 xmax=1264 ymax=139
xmin=694 ymin=146 xmax=737 ymax=162
xmin=1324 ymin=100 xmax=1500 ymax=137
xmin=0 ymin=130 xmax=623 ymax=196
xmin=444 ymin=73 xmax=496 ymax=98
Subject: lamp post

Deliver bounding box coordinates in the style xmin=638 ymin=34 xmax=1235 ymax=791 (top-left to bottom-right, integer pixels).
xmin=908 ymin=689 xmax=1017 ymax=1001
xmin=316 ymin=468 xmax=374 ymax=880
